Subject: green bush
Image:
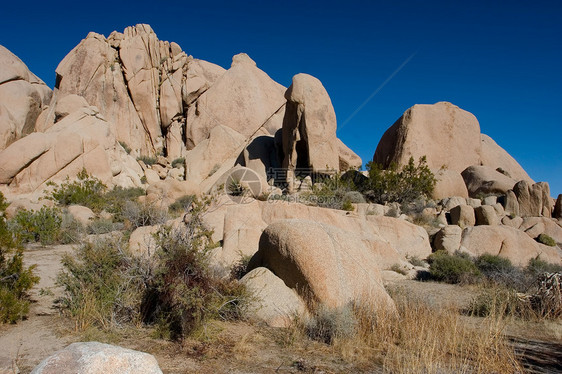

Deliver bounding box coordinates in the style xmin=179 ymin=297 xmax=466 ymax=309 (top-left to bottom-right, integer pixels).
xmin=56 ymin=238 xmax=147 ymax=330
xmin=537 ymin=233 xmax=556 ymax=247
xmin=305 ymin=304 xmax=357 ymax=344
xmin=9 ymin=207 xmax=63 ymax=245
xmin=47 ymin=169 xmax=107 ymax=210
xmin=527 ymin=257 xmax=562 ymax=275
xmin=426 ymin=251 xmax=481 ymax=284
xmin=475 ymin=254 xmax=515 ymax=276
xmin=364 ymin=156 xmax=436 ymax=204
xmin=0 ymin=192 xmax=39 ymax=323
xmin=122 ymin=200 xmax=168 ymax=229
xmin=304 ymin=174 xmax=357 ymax=210
xmin=168 ymin=195 xmax=195 ymax=216
xmin=102 ymin=186 xmax=145 ymax=222
xmin=171 ymin=157 xmax=185 ymax=169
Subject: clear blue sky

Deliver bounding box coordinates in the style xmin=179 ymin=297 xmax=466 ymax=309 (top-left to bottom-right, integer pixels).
xmin=2 ymin=0 xmax=561 ymax=196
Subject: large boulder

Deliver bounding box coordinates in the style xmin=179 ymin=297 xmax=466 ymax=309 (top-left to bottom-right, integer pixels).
xmin=281 ymin=73 xmax=340 ymax=191
xmin=373 ymin=102 xmax=481 ymax=173
xmin=248 ymin=219 xmax=396 ymax=312
xmin=480 ymin=134 xmax=533 ymax=183
xmin=513 ymin=180 xmax=551 ymax=218
xmin=434 ymin=225 xmax=462 ymax=253
xmin=30 ymin=342 xmax=162 ymax=374
xmin=461 ymin=165 xmax=517 ymax=197
xmin=240 ymin=267 xmax=306 ymax=327
xmin=0 ymin=45 xmax=52 ymax=150
xmin=554 ymin=194 xmax=562 ymax=219
xmin=432 ymin=169 xmax=469 ymax=199
xmin=186 ymin=53 xmax=286 ymax=148
xmin=460 ymin=225 xmax=561 ymax=266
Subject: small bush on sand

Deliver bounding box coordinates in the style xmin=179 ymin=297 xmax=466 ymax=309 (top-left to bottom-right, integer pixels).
xmin=537 ymin=233 xmax=556 ymax=247
xmin=9 ymin=207 xmax=63 ymax=245
xmin=122 ymin=200 xmax=168 ymax=229
xmin=47 ymin=169 xmax=107 ymax=210
xmin=0 ymin=192 xmax=39 ymax=324
xmin=168 ymin=195 xmax=195 ymax=216
xmin=426 ymin=251 xmax=481 ymax=284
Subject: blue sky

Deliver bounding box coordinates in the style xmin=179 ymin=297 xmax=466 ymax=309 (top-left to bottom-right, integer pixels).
xmin=2 ymin=0 xmax=561 ymax=195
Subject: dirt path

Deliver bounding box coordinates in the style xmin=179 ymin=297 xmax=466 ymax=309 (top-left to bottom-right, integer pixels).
xmin=0 ymin=245 xmax=75 ymax=374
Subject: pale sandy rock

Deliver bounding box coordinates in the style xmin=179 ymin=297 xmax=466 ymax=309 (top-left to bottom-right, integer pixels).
xmin=0 ymin=132 xmax=52 ymax=184
xmin=461 ymin=165 xmax=517 ymax=197
xmin=449 ymin=204 xmax=475 ymax=228
xmin=152 ymin=164 xmax=167 ymax=179
xmin=184 ymin=125 xmax=246 ymax=184
xmin=146 ymin=179 xmax=200 ymax=202
xmin=165 ymin=121 xmax=184 ymax=161
xmin=337 ymin=138 xmax=362 ymax=171
xmin=524 ymin=222 xmax=545 ymax=239
xmin=492 ymin=202 xmax=505 ymax=217
xmin=54 ymin=94 xmax=89 ymax=122
xmin=186 ymin=53 xmax=285 ymax=148
xmin=373 ymin=102 xmax=481 ymax=173
xmin=239 ymin=135 xmax=280 ymax=184
xmin=504 ymin=190 xmax=520 ymax=217
xmin=4 ymin=197 xmax=54 ymax=219
xmin=30 ymin=341 xmax=162 ymax=374
xmin=536 ymin=182 xmax=552 ymax=218
xmin=248 ymin=219 xmax=396 ymax=312
xmin=144 ymin=169 xmax=160 ymax=185
xmin=183 ymin=59 xmax=226 ymax=105
xmin=480 ymin=134 xmax=533 ymax=183
xmin=432 ymin=169 xmax=469 ymax=199
xmin=513 ymin=180 xmax=543 ymax=217
xmin=520 ymin=217 xmax=562 ymax=243
xmin=483 ymin=196 xmax=497 ymax=206
xmin=67 ymin=205 xmax=95 ymax=226
xmin=282 ymin=74 xmax=339 ymax=190
xmin=461 ymin=225 xmax=561 ymax=266
xmin=442 ymin=196 xmax=467 ymax=211
xmin=159 ymin=68 xmax=183 ymax=129
xmin=554 ymin=195 xmax=562 ymax=219
xmin=240 ymin=267 xmax=306 ymax=328
xmin=501 ymin=215 xmax=523 ymax=229
xmin=128 ymin=225 xmax=160 ymax=257
xmin=434 ymin=225 xmax=462 ymax=253
xmin=0 ymin=45 xmax=52 ymax=150
xmin=466 ymin=198 xmax=482 ymax=208
xmin=475 ymin=205 xmax=500 ymax=226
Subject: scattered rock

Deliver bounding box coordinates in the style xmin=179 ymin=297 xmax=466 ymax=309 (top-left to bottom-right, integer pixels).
xmin=432 ymin=169 xmax=469 ymax=199
xmin=434 ymin=225 xmax=462 ymax=253
xmin=461 ymin=165 xmax=516 ymax=197
xmin=67 ymin=205 xmax=95 ymax=226
xmin=449 ymin=205 xmax=475 ymax=228
xmin=475 ymin=205 xmax=500 ymax=226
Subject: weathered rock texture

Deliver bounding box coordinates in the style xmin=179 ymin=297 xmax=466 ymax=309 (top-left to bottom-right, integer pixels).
xmin=480 ymin=134 xmax=533 ymax=183
xmin=461 ymin=165 xmax=517 ymax=197
xmin=31 ymin=341 xmax=162 ymax=374
xmin=0 ymin=45 xmax=51 ymax=150
xmin=248 ymin=219 xmax=396 ymax=312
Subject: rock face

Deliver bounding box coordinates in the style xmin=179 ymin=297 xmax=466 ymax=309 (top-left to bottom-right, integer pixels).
xmin=434 ymin=225 xmax=462 ymax=253
xmin=373 ymin=102 xmax=482 ymax=173
xmin=461 ymin=225 xmax=561 ymax=266
xmin=0 ymin=45 xmax=52 ymax=150
xmin=240 ymin=267 xmax=306 ymax=327
xmin=281 ymin=74 xmax=343 ymax=191
xmin=30 ymin=341 xmax=162 ymax=374
xmin=480 ymin=134 xmax=533 ymax=183
xmin=512 ymin=180 xmax=552 ymax=218
xmin=461 ymin=165 xmax=517 ymax=197
xmin=554 ymin=194 xmax=562 ymax=219
xmin=449 ymin=204 xmax=475 ymax=228
xmin=432 ymin=169 xmax=469 ymax=199
xmin=248 ymin=219 xmax=396 ymax=312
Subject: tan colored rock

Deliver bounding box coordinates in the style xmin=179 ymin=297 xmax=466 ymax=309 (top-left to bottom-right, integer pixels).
xmin=461 ymin=165 xmax=517 ymax=197
xmin=460 ymin=225 xmax=561 ymax=266
xmin=536 ymin=182 xmax=552 ymax=218
xmin=503 ymin=190 xmax=520 ymax=217
xmin=67 ymin=205 xmax=95 ymax=226
xmin=0 ymin=132 xmax=52 ymax=184
xmin=144 ymin=169 xmax=160 ymax=185
xmin=442 ymin=196 xmax=467 ymax=211
xmin=449 ymin=204 xmax=475 ymax=228
xmin=146 ymin=179 xmax=200 ymax=202
xmin=282 ymin=73 xmax=340 ymax=187
xmin=492 ymin=202 xmax=505 ymax=218
xmin=0 ymin=45 xmax=51 ymax=150
xmin=240 ymin=267 xmax=306 ymax=328
xmin=239 ymin=135 xmax=279 ymax=184
xmin=183 ymin=59 xmax=225 ymax=105
xmin=365 ymin=215 xmax=431 ymax=259
xmin=186 ymin=53 xmax=285 ymax=148
xmin=248 ymin=219 xmax=396 ymax=312
xmin=128 ymin=225 xmax=159 ymax=257
xmin=4 ymin=197 xmax=54 ymax=219
xmin=54 ymin=94 xmax=89 ymax=122
xmin=373 ymin=102 xmax=481 ymax=173
xmin=554 ymin=194 xmax=562 ymax=219
xmin=524 ymin=222 xmax=545 ymax=239
xmin=432 ymin=169 xmax=469 ymax=199
xmin=501 ymin=215 xmax=523 ymax=229
xmin=513 ymin=180 xmax=544 ymax=217
xmin=184 ymin=125 xmax=246 ymax=184
xmin=475 ymin=205 xmax=500 ymax=226
xmin=337 ymin=138 xmax=362 ymax=171
xmin=519 ymin=217 xmax=562 ymax=243
xmin=466 ymin=198 xmax=482 ymax=208
xmin=483 ymin=196 xmax=497 ymax=206
xmin=434 ymin=225 xmax=462 ymax=253
xmin=30 ymin=341 xmax=162 ymax=374
xmin=480 ymin=134 xmax=533 ymax=183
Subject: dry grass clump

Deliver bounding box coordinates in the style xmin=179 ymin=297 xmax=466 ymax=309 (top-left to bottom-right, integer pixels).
xmin=296 ymin=292 xmax=523 ymax=373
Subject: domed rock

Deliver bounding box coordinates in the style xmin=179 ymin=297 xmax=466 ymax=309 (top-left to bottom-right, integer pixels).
xmin=461 ymin=165 xmax=517 ymax=197
xmin=480 ymin=134 xmax=533 ymax=183
xmin=373 ymin=102 xmax=482 ymax=173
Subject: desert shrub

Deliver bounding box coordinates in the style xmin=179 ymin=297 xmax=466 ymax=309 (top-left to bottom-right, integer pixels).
xmin=390 ymin=264 xmax=408 ymax=275
xmin=102 ymin=186 xmax=145 ymax=222
xmin=56 ymin=238 xmax=148 ymax=330
xmin=47 ymin=169 xmax=106 ymax=210
xmin=537 ymin=233 xmax=556 ymax=247
xmin=9 ymin=207 xmax=63 ymax=245
xmin=119 ymin=141 xmax=132 ymax=154
xmin=364 ymin=156 xmax=436 ymax=204
xmin=137 ymin=155 xmax=157 ymax=166
xmin=343 ymin=191 xmax=365 ymax=204
xmin=171 ymin=157 xmax=185 ymax=169
xmin=407 ymin=255 xmax=425 ymax=267
xmin=341 ymin=200 xmax=354 ymax=211
xmin=527 ymin=257 xmax=562 ymax=276
xmin=305 ymin=304 xmax=357 ymax=344
xmin=0 ymin=192 xmax=39 ymax=323
xmin=59 ymin=212 xmax=85 ymax=244
xmin=141 ymin=200 xmax=246 ymax=340
xmin=304 ymin=174 xmax=356 ymax=210
xmin=168 ymin=195 xmax=195 ymax=216
xmin=468 ymin=287 xmax=534 ymax=319
xmin=230 ymin=254 xmax=253 ymax=280
xmin=122 ymin=200 xmax=168 ymax=229
xmin=87 ymin=219 xmax=123 ymax=235
xmin=426 ymin=250 xmax=481 ymax=284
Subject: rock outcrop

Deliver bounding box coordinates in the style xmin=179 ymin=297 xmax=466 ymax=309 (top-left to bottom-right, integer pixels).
xmin=248 ymin=219 xmax=396 ymax=312
xmin=0 ymin=45 xmax=51 ymax=150
xmin=461 ymin=165 xmax=517 ymax=197
xmin=480 ymin=134 xmax=533 ymax=183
